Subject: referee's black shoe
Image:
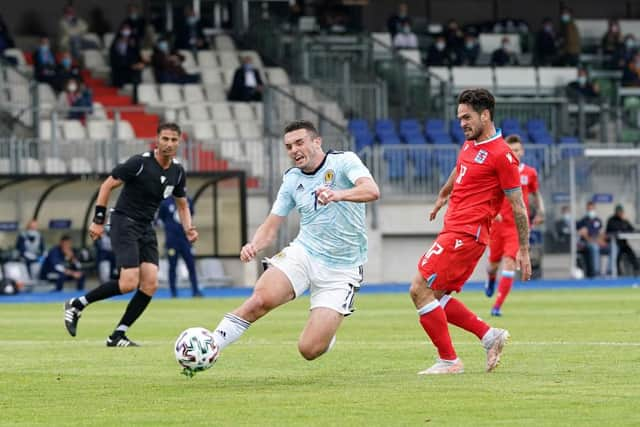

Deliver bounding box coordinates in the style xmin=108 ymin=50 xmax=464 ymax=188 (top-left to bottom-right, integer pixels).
xmin=63 ymin=299 xmax=81 ymax=337
xmin=106 ymin=333 xmax=140 ymax=347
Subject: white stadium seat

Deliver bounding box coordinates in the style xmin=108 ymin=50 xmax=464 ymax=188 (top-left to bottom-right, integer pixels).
xmin=137 ymin=83 xmax=160 ymax=105
xmin=239 ymin=122 xmax=261 ymax=139
xmin=201 ymin=69 xmax=224 ymax=85
xmin=452 ymin=66 xmax=493 ymax=91
xmin=70 ymin=157 xmax=93 ymax=174
xmin=204 ymin=85 xmax=227 ymax=102
xmin=231 ymin=103 xmax=255 ymax=121
xmin=478 ymin=33 xmax=521 ymax=54
xmin=193 ymin=122 xmax=215 ymax=140
xmin=183 ymin=85 xmax=205 ymax=102
xmin=215 ymin=122 xmax=238 ymax=139
xmin=210 ymin=103 xmax=233 ymax=120
xmin=62 ymin=120 xmax=87 ymax=140
xmin=495 ymin=67 xmax=537 ymax=95
xmin=215 ymin=34 xmax=236 ymax=51
xmin=538 ymin=67 xmax=579 ymax=94
xmin=265 ymin=67 xmax=290 ymax=86
xmin=160 ymin=84 xmax=183 ymax=103
xmin=187 ymin=104 xmax=210 ymax=121
xmin=19 ymin=158 xmax=42 ymax=174
xmin=87 ymin=120 xmax=113 ymax=140
xmin=44 ymin=157 xmax=68 ymax=174
xmin=197 ymin=258 xmax=232 ymax=286
xmin=197 ymin=51 xmax=218 ymax=67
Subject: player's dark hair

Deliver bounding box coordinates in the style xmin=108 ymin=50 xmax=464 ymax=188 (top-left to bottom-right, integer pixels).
xmin=284 ymin=120 xmax=318 ymax=138
xmin=505 ymin=134 xmax=523 ymax=144
xmin=157 ymin=122 xmax=181 ymax=135
xmin=457 ymin=88 xmax=495 ymax=120
xmin=60 ymin=234 xmax=72 ymax=242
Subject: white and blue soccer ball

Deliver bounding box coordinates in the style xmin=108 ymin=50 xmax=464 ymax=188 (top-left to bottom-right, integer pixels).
xmin=174 ymin=327 xmax=219 ymax=375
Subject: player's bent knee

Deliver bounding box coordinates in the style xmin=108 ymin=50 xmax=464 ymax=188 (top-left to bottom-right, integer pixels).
xmin=298 ymin=340 xmax=326 ymax=361
xmin=139 ymin=280 xmax=158 ymax=294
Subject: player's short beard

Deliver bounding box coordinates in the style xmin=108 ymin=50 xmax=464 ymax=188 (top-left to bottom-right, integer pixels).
xmin=468 ymin=124 xmax=483 ymax=141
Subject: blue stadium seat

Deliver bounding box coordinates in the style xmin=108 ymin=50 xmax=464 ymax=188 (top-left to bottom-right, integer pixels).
xmin=384 ymin=150 xmax=407 ymax=180
xmin=559 ymin=136 xmax=580 ymax=144
xmin=348 ymin=119 xmax=369 ymax=132
xmin=425 ymin=119 xmax=446 ymax=133
xmin=500 ymin=118 xmax=523 ymax=138
xmin=375 ymin=119 xmax=396 ymax=134
xmin=379 ymin=134 xmax=402 ymax=145
xmin=449 ymin=120 xmax=465 ymax=143
xmin=427 ymin=131 xmax=453 ymax=144
xmin=558 ymin=136 xmax=583 ymax=159
xmin=403 ymin=132 xmax=427 ymax=145
xmin=399 ymin=119 xmax=421 ymax=134
xmin=411 ymin=150 xmax=431 ymax=179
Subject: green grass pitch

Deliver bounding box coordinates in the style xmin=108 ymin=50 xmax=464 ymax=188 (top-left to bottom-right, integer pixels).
xmin=1 ymin=288 xmax=639 ymax=426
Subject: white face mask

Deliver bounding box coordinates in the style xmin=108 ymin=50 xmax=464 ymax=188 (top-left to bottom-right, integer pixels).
xmin=436 ymin=41 xmax=445 ymax=51
xmin=67 ymin=83 xmax=78 ymax=92
xmin=577 ymin=76 xmax=587 ymax=85
xmin=121 ymin=29 xmax=131 ymax=37
xmin=563 ymin=213 xmax=571 ymax=222
xmin=587 ymin=210 xmax=597 ymax=219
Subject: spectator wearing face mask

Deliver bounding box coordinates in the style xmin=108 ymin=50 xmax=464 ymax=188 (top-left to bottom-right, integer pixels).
xmin=58 ymin=5 xmax=90 ymax=60
xmin=109 ymin=24 xmax=145 ymax=100
xmin=555 ymin=205 xmax=572 ymax=244
xmin=227 ymin=55 xmax=264 ymax=102
xmin=15 ymin=219 xmax=45 ymax=279
xmin=392 ymin=22 xmax=418 ymax=50
xmin=175 ymin=6 xmax=209 ymax=51
xmin=566 ymin=68 xmax=600 ymax=102
xmin=534 ymin=18 xmax=558 ymax=66
xmin=576 ymin=201 xmax=608 ymax=278
xmin=491 ymin=36 xmax=519 ymax=66
xmin=426 ymin=35 xmax=451 ymax=66
xmin=602 ymin=19 xmax=622 ymax=57
xmin=613 ymin=34 xmax=638 ymax=71
xmin=621 ymin=51 xmax=640 ymax=87
xmin=458 ymin=33 xmax=479 ymax=66
xmin=387 ymin=2 xmax=411 ymax=39
xmin=33 ymin=36 xmax=58 ymax=87
xmin=558 ymin=7 xmax=581 ymax=66
xmin=57 ymin=78 xmax=93 ymax=120
xmin=54 ymin=51 xmax=83 ymax=92
xmin=151 ymin=38 xmax=199 ymax=84
xmin=120 ymin=3 xmax=146 ymax=43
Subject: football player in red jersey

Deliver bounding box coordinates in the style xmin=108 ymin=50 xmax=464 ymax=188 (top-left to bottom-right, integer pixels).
xmin=409 ymin=88 xmax=531 ymax=375
xmin=485 ymin=134 xmax=545 ymax=316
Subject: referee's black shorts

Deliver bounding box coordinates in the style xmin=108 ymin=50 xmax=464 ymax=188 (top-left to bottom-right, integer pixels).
xmin=110 ymin=212 xmax=159 ymax=269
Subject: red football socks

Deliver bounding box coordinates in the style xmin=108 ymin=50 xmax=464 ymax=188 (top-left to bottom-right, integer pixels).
xmin=444 ymin=297 xmax=490 ymax=339
xmin=419 ymin=302 xmax=457 ymax=361
xmin=493 ymin=271 xmax=515 ymax=310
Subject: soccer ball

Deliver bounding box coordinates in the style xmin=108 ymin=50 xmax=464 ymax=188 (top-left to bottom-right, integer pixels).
xmin=174 ymin=327 xmax=219 ymax=375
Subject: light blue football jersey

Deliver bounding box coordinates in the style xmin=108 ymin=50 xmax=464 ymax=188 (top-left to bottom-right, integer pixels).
xmin=271 ymin=150 xmax=373 ymax=268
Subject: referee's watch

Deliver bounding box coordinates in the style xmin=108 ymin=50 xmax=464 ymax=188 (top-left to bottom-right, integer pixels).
xmin=93 ymin=206 xmax=107 ymax=225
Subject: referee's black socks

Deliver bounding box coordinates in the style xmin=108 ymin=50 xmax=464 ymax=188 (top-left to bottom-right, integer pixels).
xmin=72 ymin=280 xmax=122 ymax=310
xmin=115 ymin=290 xmax=152 ymax=332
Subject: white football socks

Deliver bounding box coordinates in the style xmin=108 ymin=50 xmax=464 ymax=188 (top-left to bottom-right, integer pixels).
xmin=212 ymin=313 xmax=251 ymax=351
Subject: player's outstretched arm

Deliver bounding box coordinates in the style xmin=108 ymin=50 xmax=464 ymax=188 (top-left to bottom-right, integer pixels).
xmin=316 ymin=177 xmax=380 ymax=205
xmin=429 ymin=167 xmax=456 ymax=221
xmin=89 ymin=176 xmax=122 ymax=241
xmin=175 ymin=196 xmax=198 ymax=242
xmin=506 ymin=187 xmax=532 ymax=280
xmin=240 ymin=214 xmax=286 ymax=262
xmin=532 ymin=190 xmax=546 ymax=225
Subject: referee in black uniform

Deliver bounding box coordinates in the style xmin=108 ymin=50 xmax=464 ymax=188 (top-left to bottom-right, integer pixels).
xmin=64 ymin=122 xmax=198 ymax=347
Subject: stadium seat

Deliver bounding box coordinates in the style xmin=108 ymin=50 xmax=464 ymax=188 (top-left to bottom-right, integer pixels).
xmin=220 ymin=140 xmax=245 ymax=161
xmin=478 ymin=33 xmax=522 ymax=54
xmin=3 ymin=48 xmax=27 ymax=67
xmin=70 ymin=157 xmax=93 ymax=174
xmin=215 ymin=122 xmax=239 ymax=139
xmin=211 ymin=103 xmax=233 ymax=120
xmin=87 ymin=120 xmax=113 ymax=140
xmin=449 ymin=120 xmax=465 ymax=143
xmin=187 ymin=104 xmax=210 ymax=121
xmin=265 ymin=67 xmax=290 ymax=86
xmin=115 ymin=120 xmax=135 ymax=140
xmin=183 ymin=85 xmax=205 ymax=102
xmin=196 ymin=51 xmax=218 ymax=67
xmin=215 ymin=34 xmax=236 ymax=51
xmin=204 ymin=85 xmax=226 ymax=102
xmin=81 ymin=50 xmax=110 ymax=75
xmin=239 ymin=122 xmax=261 ymax=139
xmin=245 ymin=142 xmax=265 ymax=177
xmin=495 ymin=67 xmax=537 ymax=95
xmin=43 ymin=157 xmax=67 ymax=174
xmin=2 ymin=261 xmax=33 ymax=285
xmin=500 ymin=118 xmax=523 ymax=138
xmin=159 ymin=84 xmax=183 ymax=104
xmin=19 ymin=158 xmax=42 ymax=174
xmin=193 ymin=122 xmax=215 ymax=140
xmin=218 ymin=51 xmax=240 ymax=69
xmin=232 ymin=103 xmax=255 ymax=121
xmin=452 ymin=67 xmax=493 ymax=91
xmin=177 ymin=50 xmax=198 ymax=71
xmin=62 ymin=120 xmax=87 ymax=140
xmin=137 ymin=84 xmax=160 ymax=105
xmin=202 ymin=69 xmax=224 ymax=85
xmin=0 ymin=158 xmax=11 ymax=173
xmin=538 ymin=67 xmax=579 ymax=95
xmin=384 ymin=150 xmax=406 ymax=179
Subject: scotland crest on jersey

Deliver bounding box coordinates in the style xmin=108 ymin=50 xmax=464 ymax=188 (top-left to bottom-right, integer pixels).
xmin=474 ymin=150 xmax=489 ymax=164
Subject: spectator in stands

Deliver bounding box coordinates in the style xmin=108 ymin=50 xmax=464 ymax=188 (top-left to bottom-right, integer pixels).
xmin=614 ymin=34 xmax=638 ymax=71
xmin=151 ymin=38 xmax=199 ymax=84
xmin=175 ymin=6 xmax=209 ymax=51
xmin=33 ymin=36 xmax=58 ymax=88
xmin=95 ymin=225 xmax=117 ymax=285
xmin=227 ymin=55 xmax=264 ymax=102
xmin=606 ymin=205 xmax=639 ymax=276
xmin=444 ymin=19 xmax=464 ymax=59
xmin=491 ymin=36 xmax=519 ymax=66
xmin=458 ymin=33 xmax=479 ymax=66
xmin=601 ymin=19 xmax=622 ymax=59
xmin=15 ymin=219 xmax=45 ymax=278
xmin=54 ymin=51 xmax=83 ymax=92
xmin=534 ymin=18 xmax=558 ymax=66
xmin=387 ymin=2 xmax=411 ymax=39
xmin=566 ymin=68 xmax=600 ymax=102
xmin=0 ymin=13 xmax=16 ymax=64
xmin=120 ymin=3 xmax=146 ymax=44
xmin=109 ymin=24 xmax=144 ymax=100
xmin=57 ymin=77 xmax=93 ymax=120
xmin=392 ymin=22 xmax=418 ymax=50
xmin=426 ymin=35 xmax=451 ymax=66
xmin=558 ymin=7 xmax=580 ymax=66
xmin=58 ymin=5 xmax=90 ymax=60
xmin=39 ymin=234 xmax=85 ymax=292
xmin=621 ymin=51 xmax=640 ymax=87
xmin=554 ymin=205 xmax=572 ymax=244
xmin=577 ymin=201 xmax=608 ymax=278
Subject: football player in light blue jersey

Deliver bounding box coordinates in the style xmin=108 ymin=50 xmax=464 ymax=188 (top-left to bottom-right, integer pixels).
xmin=211 ymin=120 xmax=379 ymax=362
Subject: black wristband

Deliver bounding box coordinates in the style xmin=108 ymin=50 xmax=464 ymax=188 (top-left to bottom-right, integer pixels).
xmin=93 ymin=206 xmax=107 ymax=225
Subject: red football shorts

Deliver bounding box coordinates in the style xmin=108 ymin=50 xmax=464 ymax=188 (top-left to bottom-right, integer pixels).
xmin=417 ymin=231 xmax=486 ymax=293
xmin=488 ymin=221 xmax=519 ymax=263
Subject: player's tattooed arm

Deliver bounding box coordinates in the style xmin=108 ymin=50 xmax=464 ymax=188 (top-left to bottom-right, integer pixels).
xmin=429 ymin=168 xmax=456 ymax=221
xmin=506 ymin=188 xmax=530 ymax=248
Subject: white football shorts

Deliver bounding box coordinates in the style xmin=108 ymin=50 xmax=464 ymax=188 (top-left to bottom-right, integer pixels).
xmin=264 ymin=242 xmax=363 ymax=316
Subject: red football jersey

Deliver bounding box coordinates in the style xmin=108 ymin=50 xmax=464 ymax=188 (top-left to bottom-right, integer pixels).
xmin=497 ymin=163 xmax=539 ymax=225
xmin=443 ymin=133 xmax=521 ymax=244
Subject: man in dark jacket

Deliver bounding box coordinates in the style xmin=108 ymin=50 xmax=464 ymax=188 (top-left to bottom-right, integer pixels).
xmin=606 ymin=205 xmax=639 ymax=276
xmin=227 ymin=56 xmax=264 ymax=102
xmin=39 ymin=235 xmax=85 ymax=291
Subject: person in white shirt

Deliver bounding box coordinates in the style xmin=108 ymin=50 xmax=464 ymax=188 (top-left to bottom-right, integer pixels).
xmin=393 ymin=23 xmax=418 ymax=50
